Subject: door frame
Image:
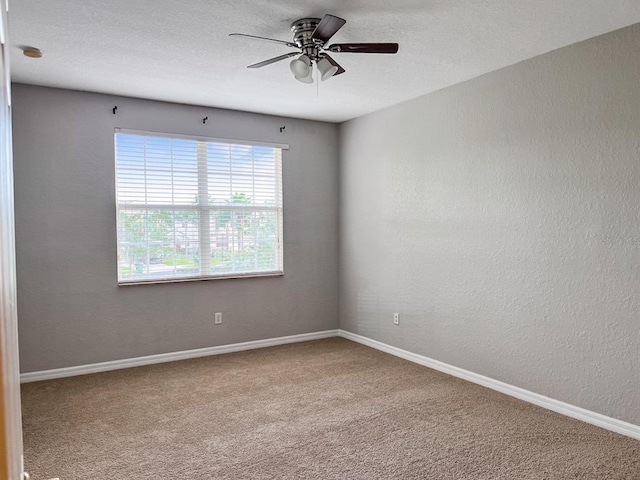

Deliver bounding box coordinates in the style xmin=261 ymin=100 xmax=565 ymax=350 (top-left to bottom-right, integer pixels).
xmin=0 ymin=0 xmax=24 ymax=477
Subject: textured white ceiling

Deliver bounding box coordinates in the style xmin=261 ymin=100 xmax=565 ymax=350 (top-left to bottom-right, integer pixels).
xmin=9 ymin=1 xmax=640 ymax=122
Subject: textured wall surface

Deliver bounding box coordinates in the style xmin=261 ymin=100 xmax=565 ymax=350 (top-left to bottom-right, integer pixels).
xmin=13 ymin=84 xmax=339 ymax=372
xmin=339 ymin=24 xmax=640 ymax=425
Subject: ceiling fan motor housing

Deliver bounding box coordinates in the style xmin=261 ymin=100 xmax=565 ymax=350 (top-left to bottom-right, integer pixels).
xmin=291 ymin=18 xmax=323 ymax=60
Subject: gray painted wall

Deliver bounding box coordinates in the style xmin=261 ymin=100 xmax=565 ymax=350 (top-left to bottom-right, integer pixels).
xmin=339 ymin=24 xmax=640 ymax=425
xmin=13 ymin=84 xmax=339 ymax=372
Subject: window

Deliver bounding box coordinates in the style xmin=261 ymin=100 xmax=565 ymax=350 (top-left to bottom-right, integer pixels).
xmin=115 ymin=130 xmax=285 ymax=284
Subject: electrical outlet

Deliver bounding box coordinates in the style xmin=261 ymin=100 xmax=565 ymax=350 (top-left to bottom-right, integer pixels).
xmin=393 ymin=313 xmax=399 ymax=325
xmin=214 ymin=312 xmax=222 ymax=325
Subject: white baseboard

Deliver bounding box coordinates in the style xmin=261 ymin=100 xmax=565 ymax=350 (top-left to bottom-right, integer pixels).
xmin=21 ymin=327 xmax=640 ymax=442
xmin=20 ymin=329 xmax=339 ymax=383
xmin=338 ymin=329 xmax=640 ymax=441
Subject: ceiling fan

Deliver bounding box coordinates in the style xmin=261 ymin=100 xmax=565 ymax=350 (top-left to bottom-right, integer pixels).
xmin=230 ymin=14 xmax=399 ymax=83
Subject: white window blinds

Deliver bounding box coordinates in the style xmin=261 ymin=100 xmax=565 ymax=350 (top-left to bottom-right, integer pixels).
xmin=115 ymin=130 xmax=284 ymax=284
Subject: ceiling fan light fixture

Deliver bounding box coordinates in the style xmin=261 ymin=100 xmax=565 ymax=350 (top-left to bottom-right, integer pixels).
xmin=294 ymin=70 xmax=314 ymax=84
xmin=317 ymin=57 xmax=338 ymax=81
xmin=289 ymin=55 xmax=311 ymax=77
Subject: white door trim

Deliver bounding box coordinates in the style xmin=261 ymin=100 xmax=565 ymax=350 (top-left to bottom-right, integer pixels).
xmin=0 ymin=0 xmax=24 ymax=477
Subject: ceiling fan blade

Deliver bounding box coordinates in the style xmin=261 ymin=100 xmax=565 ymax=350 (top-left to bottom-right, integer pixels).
xmin=311 ymin=14 xmax=346 ymax=44
xmin=327 ymin=43 xmax=399 ymax=54
xmin=247 ymin=52 xmax=299 ymax=69
xmin=323 ymin=54 xmax=345 ymax=76
xmin=229 ymin=33 xmax=297 ymax=48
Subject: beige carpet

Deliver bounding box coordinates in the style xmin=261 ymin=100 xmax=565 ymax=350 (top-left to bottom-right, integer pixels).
xmin=21 ymin=338 xmax=639 ymax=479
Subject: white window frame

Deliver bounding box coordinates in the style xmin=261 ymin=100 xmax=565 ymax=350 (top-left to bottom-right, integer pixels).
xmin=114 ymin=128 xmax=287 ymax=285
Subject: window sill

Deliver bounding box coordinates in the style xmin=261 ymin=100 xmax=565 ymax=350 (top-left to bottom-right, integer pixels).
xmin=118 ymin=271 xmax=284 ymax=286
